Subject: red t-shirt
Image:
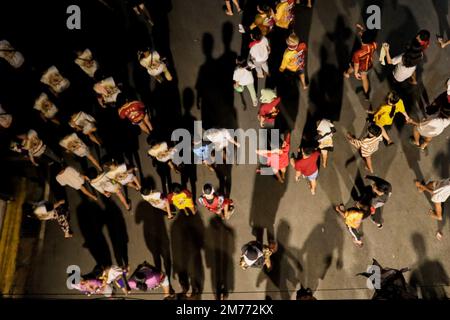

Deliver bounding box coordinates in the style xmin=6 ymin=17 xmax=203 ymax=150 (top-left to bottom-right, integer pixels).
xmin=294 ymin=151 xmax=320 ymax=176
xmin=352 ymin=42 xmax=377 ymax=72
xmin=259 ymin=97 xmax=281 ymax=124
xmin=118 ymin=101 xmax=145 ymax=124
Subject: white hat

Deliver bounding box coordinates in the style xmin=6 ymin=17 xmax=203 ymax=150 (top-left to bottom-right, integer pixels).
xmin=259 ymin=89 xmax=277 ymax=103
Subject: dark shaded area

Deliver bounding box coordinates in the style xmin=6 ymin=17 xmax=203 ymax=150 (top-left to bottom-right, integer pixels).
xmin=170 ymin=213 xmax=205 ymax=298
xmin=205 ymin=216 xmax=235 ymax=300
xmin=433 ymin=0 xmax=450 ymax=39
xmin=135 ymin=200 xmax=172 ymax=278
xmin=409 ymin=233 xmax=449 ymax=299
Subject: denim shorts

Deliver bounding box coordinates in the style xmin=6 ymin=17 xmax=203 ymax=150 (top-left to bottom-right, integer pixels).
xmin=304 ymin=170 xmax=318 ymax=181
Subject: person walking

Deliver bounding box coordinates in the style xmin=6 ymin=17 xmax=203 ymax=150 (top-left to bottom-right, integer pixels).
xmin=105 ymin=161 xmax=141 ymax=191
xmin=233 ymin=57 xmax=258 ymax=107
xmin=256 ymin=132 xmax=291 ymax=183
xmin=248 ymin=28 xmax=271 ymax=79
xmin=69 ymin=111 xmax=102 ymax=146
xmin=290 ymin=147 xmax=320 ymax=195
xmin=17 ymin=129 xmax=62 ymax=167
xmin=315 ymin=119 xmax=335 ymax=168
xmin=166 ymin=183 xmax=196 ymax=216
xmin=258 ymin=88 xmax=281 ymax=128
xmin=198 ymin=183 xmax=235 ymax=220
xmin=56 ymin=166 xmax=98 ymax=201
xmin=59 ymin=133 xmax=102 ymax=171
xmin=141 ymin=187 xmax=174 ymax=219
xmin=138 ymin=50 xmax=172 ymax=83
xmin=279 ymin=33 xmax=308 ymax=89
xmin=87 ymin=169 xmax=131 ymax=211
xmin=148 ymin=140 xmax=179 ymax=173
xmin=118 ymin=100 xmax=153 ymax=135
xmin=224 ymin=0 xmax=242 ymax=16
xmin=334 ymin=204 xmax=367 ymax=247
xmin=32 ymin=200 xmax=73 ymax=238
xmin=346 ymin=124 xmax=383 ymax=174
xmin=370 ymin=91 xmax=415 ymax=145
xmin=383 ymin=41 xmax=423 ymax=85
xmin=127 ymin=261 xmax=173 ymax=298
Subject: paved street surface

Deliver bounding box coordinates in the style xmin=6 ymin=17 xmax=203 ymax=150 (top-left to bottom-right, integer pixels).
xmin=3 ymin=0 xmax=449 ymax=299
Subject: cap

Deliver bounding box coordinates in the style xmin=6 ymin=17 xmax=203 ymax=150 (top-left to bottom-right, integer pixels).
xmin=259 ymin=88 xmax=277 ymax=103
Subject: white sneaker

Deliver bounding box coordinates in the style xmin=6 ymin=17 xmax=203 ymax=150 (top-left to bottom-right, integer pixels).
xmin=238 ymin=24 xmax=245 ymax=34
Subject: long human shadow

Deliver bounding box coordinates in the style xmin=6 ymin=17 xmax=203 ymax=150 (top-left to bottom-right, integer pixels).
xmin=432 ymin=0 xmax=450 ymax=40
xmin=204 ymin=216 xmax=235 ymax=300
xmin=297 ymin=207 xmax=344 ymax=291
xmin=249 ymin=171 xmax=288 ymax=247
xmin=103 ymin=199 xmax=129 ymax=269
xmin=256 ymin=219 xmax=302 ymax=300
xmin=135 ymin=200 xmax=172 ymax=278
xmin=409 ymin=233 xmax=449 ymax=299
xmin=196 ymin=23 xmax=238 ymax=131
xmin=75 ymin=199 xmax=113 ymax=269
xmin=434 ymin=141 xmax=450 ymax=236
xmin=170 ymin=213 xmax=205 ymax=298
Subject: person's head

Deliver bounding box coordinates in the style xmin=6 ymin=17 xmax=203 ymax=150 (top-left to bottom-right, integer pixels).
xmin=141 ymin=187 xmax=151 ymax=197
xmin=257 ymin=4 xmax=270 ymax=14
xmin=301 ymin=147 xmax=314 ymax=158
xmin=286 ymin=33 xmax=300 ymax=50
xmin=86 ymin=167 xmax=99 ymax=180
xmin=372 ymin=180 xmax=392 ymax=195
xmin=134 ymin=271 xmax=148 ymax=291
xmin=250 ymin=28 xmax=263 ymax=41
xmin=361 ymin=29 xmax=377 ymax=44
xmin=172 ymin=183 xmax=182 ymax=194
xmin=402 ymin=43 xmax=423 ymax=67
xmin=259 ymin=88 xmax=277 ymax=103
xmin=386 ymin=91 xmax=400 ymax=105
xmin=202 ymin=183 xmax=214 ymax=199
xmin=367 ymin=124 xmax=382 ymax=137
xmin=236 ymin=56 xmax=248 ymax=68
xmin=244 ymin=246 xmax=259 ymax=261
xmin=137 ymin=49 xmax=150 ymax=60
xmin=416 ymin=29 xmax=430 ymax=44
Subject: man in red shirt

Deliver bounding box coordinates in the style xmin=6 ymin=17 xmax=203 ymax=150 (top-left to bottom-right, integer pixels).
xmin=290 ymin=147 xmax=320 ymax=195
xmin=344 ymin=26 xmax=377 ymax=101
xmin=258 ymin=89 xmax=281 ymax=128
xmin=118 ymin=100 xmax=153 ymax=135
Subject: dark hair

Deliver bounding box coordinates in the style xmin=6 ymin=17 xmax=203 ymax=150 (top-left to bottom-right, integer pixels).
xmin=134 ymin=271 xmax=148 ymax=291
xmin=368 ymin=124 xmax=382 ymax=137
xmin=416 ymin=29 xmax=430 ymax=42
xmin=257 ymin=4 xmax=270 ymax=12
xmin=236 ymin=56 xmax=247 ymax=68
xmin=203 ymin=183 xmax=213 ymax=195
xmin=86 ymin=167 xmax=98 ymax=180
xmin=251 ymin=28 xmax=262 ymax=41
xmin=403 ymin=42 xmax=423 ymax=67
xmin=302 ymin=147 xmax=314 ymax=157
xmin=141 ymin=187 xmax=151 ymax=196
xmin=361 ymin=30 xmax=377 ymax=44
xmin=387 ymin=91 xmax=400 ymax=118
xmin=172 ymin=183 xmax=182 ymax=194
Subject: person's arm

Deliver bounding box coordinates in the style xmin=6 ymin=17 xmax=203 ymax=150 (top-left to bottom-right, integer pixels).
xmin=384 ymin=44 xmax=393 ymax=64
xmin=346 ymin=132 xmax=362 ymax=148
xmin=54 ymin=199 xmax=66 ymax=208
xmin=29 ymin=153 xmax=39 ymax=166
xmin=279 ymin=52 xmax=288 ymax=72
xmin=353 ymin=62 xmax=361 ymax=79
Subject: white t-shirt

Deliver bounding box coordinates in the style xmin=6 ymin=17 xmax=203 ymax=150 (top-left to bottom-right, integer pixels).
xmin=142 ymin=191 xmax=168 ymax=210
xmin=205 ymin=129 xmax=233 ymax=150
xmin=249 ymin=37 xmax=270 ymax=63
xmin=56 ymin=166 xmax=85 ymax=190
xmin=0 ymin=40 xmax=24 ymax=68
xmin=40 ymin=66 xmax=70 ymax=93
xmin=148 ymin=142 xmax=175 ymax=162
xmin=33 ymin=204 xmax=56 ymax=221
xmin=59 ymin=133 xmax=89 ymax=157
xmin=90 ymin=172 xmax=120 ymax=194
xmin=233 ymin=67 xmax=254 ymax=86
xmin=94 ymin=77 xmax=121 ymax=103
xmin=34 ymin=93 xmax=58 ymax=119
xmin=417 ymin=116 xmax=450 ymax=138
xmin=139 ymin=51 xmax=165 ymax=76
xmin=391 ymin=54 xmax=416 ymax=83
xmin=106 ymin=164 xmax=134 ymax=185
xmin=70 ymin=111 xmax=96 ymax=135
xmin=74 ymin=49 xmax=98 ymax=78
xmin=24 ymin=129 xmax=46 ymax=157
xmin=431 ymin=179 xmax=450 ymax=203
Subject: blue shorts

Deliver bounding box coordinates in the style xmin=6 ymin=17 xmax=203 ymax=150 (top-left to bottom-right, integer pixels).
xmin=304 ymin=170 xmax=318 ymax=181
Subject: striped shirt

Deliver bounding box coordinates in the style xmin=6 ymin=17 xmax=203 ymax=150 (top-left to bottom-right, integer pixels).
xmin=349 ymin=134 xmax=383 ymax=157
xmin=352 ymin=42 xmax=377 ymax=72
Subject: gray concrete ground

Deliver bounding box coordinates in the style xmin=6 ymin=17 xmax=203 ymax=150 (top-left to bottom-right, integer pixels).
xmin=26 ymin=0 xmax=450 ymax=299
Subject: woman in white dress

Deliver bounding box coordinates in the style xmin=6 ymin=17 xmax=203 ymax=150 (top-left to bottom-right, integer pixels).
xmin=69 ymin=111 xmax=102 ymax=146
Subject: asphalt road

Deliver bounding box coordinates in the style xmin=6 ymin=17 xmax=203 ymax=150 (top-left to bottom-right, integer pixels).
xmin=5 ymin=0 xmax=449 ymax=299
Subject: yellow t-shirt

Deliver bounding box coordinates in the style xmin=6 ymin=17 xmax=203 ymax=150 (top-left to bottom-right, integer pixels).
xmin=373 ymin=100 xmax=405 ymax=127
xmin=275 ymin=2 xmax=292 ymax=29
xmin=344 ymin=210 xmax=363 ymax=229
xmin=171 ymin=193 xmax=194 ymax=210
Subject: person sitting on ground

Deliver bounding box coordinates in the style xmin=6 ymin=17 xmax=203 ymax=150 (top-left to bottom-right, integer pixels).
xmin=166 ymin=183 xmax=196 ymax=217
xmin=118 ymin=100 xmax=153 ymax=135
xmin=56 ymin=166 xmax=98 ymax=201
xmin=290 ymin=146 xmax=320 ymax=195
xmin=198 ymin=183 xmax=235 ymax=220
xmin=138 ymin=50 xmax=172 ymax=83
xmin=87 ymin=168 xmax=131 ymax=211
xmin=128 ymin=261 xmax=173 ymax=298
xmin=346 ymin=124 xmax=383 ymax=174
xmin=370 ymin=91 xmax=416 ymax=145
xmin=69 ymin=111 xmax=102 ymax=146
xmin=240 ymin=240 xmax=274 ymax=271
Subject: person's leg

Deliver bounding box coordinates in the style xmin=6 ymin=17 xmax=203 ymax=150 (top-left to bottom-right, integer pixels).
xmin=309 ymin=178 xmax=317 ymax=195
xmin=307 ymin=0 xmax=312 ymax=7
xmin=280 ymin=168 xmax=286 ymax=181
xmin=138 ymin=122 xmax=150 ymax=135
xmin=321 ymin=150 xmax=328 ymax=168
xmin=412 ymin=126 xmax=422 ymax=146
xmin=232 ymin=0 xmax=241 ymax=12
xmin=364 ymin=156 xmax=374 ymax=173
xmin=143 ymin=114 xmax=153 ymax=132
xmin=168 ymin=161 xmax=180 ymax=174
xmin=43 ymin=147 xmax=62 ymax=164
xmin=370 ymin=207 xmax=383 ymax=228
xmin=80 ymin=185 xmax=98 ymax=201
xmin=361 ymin=73 xmax=370 ymax=99
xmin=56 ymin=214 xmax=73 ymax=238
xmin=431 ymin=202 xmax=443 ymax=220
xmin=380 ymin=126 xmax=392 ymax=144
xmin=87 ymin=153 xmax=102 ymax=171
xmin=88 ymin=133 xmax=102 ymax=146
xmin=261 ymin=61 xmax=269 ymax=77
xmin=420 ymin=137 xmax=432 ymax=150
xmin=299 ymin=73 xmax=308 ymax=89
xmin=347 ymin=226 xmax=363 ymax=246
xmin=132 ymin=176 xmax=141 ymax=190
xmin=115 ymin=190 xmax=130 ymax=210
xmin=246 ymin=83 xmax=258 ymax=107
xmin=163 ymin=65 xmax=173 ymax=81
xmin=225 ymin=0 xmax=233 ymax=15
xmin=274 ymin=170 xmax=284 ymax=183
xmin=255 ymin=62 xmax=264 ymax=78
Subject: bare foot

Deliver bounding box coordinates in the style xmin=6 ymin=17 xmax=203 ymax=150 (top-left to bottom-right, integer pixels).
xmin=225 ymin=11 xmax=233 ymax=16
xmin=414 ymin=180 xmax=424 ymax=192
xmin=428 ymin=209 xmax=442 ymax=221
xmin=436 ymin=232 xmax=443 ymax=241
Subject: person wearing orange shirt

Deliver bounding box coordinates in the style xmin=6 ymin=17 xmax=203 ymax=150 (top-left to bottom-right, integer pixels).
xmin=279 ymin=33 xmax=308 ymax=90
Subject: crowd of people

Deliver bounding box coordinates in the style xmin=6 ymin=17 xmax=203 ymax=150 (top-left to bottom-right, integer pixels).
xmin=0 ymin=0 xmax=449 ymax=299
